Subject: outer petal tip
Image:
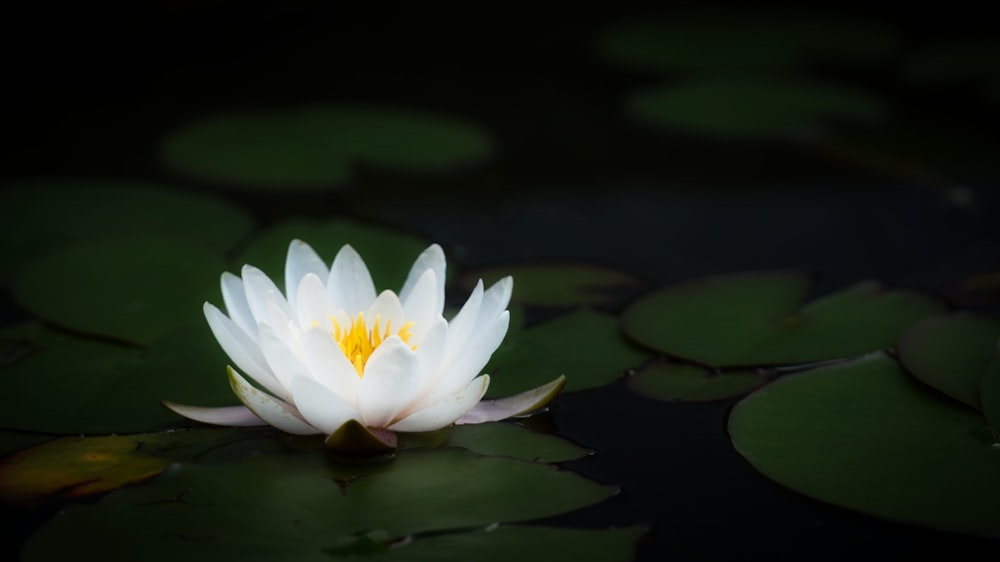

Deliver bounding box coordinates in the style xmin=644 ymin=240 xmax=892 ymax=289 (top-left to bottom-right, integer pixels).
xmin=455 ymin=374 xmax=566 ymax=425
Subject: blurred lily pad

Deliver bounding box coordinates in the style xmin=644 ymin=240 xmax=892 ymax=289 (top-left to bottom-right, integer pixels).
xmin=729 ymin=353 xmax=1000 ymax=536
xmin=599 ymin=13 xmax=899 ymax=72
xmin=235 ymin=217 xmax=431 ymax=292
xmin=627 ymin=76 xmax=884 ymax=138
xmin=460 ymin=262 xmax=643 ymax=308
xmin=486 ymin=309 xmax=651 ymax=398
xmin=621 ymin=272 xmax=945 ymax=366
xmin=0 ymin=179 xmax=253 ymax=283
xmin=898 ymin=314 xmax=1000 ymax=424
xmin=11 ymin=235 xmax=224 ymax=345
xmin=0 ymin=432 xmax=51 ymax=457
xmin=23 ymin=448 xmax=620 ymax=561
xmin=629 ymin=362 xmax=770 ymax=402
xmin=161 ymin=105 xmax=492 ymax=190
xmin=444 ymin=422 xmax=589 ymax=462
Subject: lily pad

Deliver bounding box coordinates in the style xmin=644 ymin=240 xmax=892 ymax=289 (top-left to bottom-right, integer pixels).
xmin=486 ymin=309 xmax=651 ymax=398
xmin=459 ymin=262 xmax=643 ymax=308
xmin=11 ymin=235 xmax=225 ymax=345
xmin=627 ymin=76 xmax=884 ymax=138
xmin=729 ymin=353 xmax=1000 ymax=536
xmin=599 ymin=14 xmax=899 ymax=72
xmin=161 ymin=105 xmax=492 ymax=190
xmin=23 ymin=448 xmax=619 ymax=561
xmin=444 ymin=422 xmax=589 ymax=463
xmin=621 ymin=272 xmax=945 ymax=366
xmin=0 ymin=179 xmax=253 ymax=283
xmin=629 ymin=362 xmax=770 ymax=402
xmin=0 ymin=432 xmax=52 ymax=457
xmin=897 ymin=314 xmax=1000 ymax=411
xmin=235 ymin=217 xmax=431 ymax=293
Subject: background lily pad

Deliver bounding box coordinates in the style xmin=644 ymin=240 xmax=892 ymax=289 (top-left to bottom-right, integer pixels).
xmin=485 ymin=309 xmax=651 ymax=398
xmin=629 ymin=362 xmax=771 ymax=402
xmin=0 ymin=179 xmax=253 ymax=284
xmin=459 ymin=262 xmax=643 ymax=308
xmin=23 ymin=448 xmax=622 ymax=561
xmin=160 ymin=105 xmax=493 ymax=190
xmin=11 ymin=235 xmax=225 ymax=345
xmin=621 ymin=272 xmax=945 ymax=366
xmin=234 ymin=217 xmax=432 ymax=293
xmin=729 ymin=353 xmax=1000 ymax=536
xmin=627 ymin=76 xmax=884 ymax=138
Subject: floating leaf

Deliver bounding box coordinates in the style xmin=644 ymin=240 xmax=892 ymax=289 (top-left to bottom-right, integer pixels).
xmin=23 ymin=448 xmax=618 ymax=561
xmin=621 ymin=272 xmax=945 ymax=366
xmin=0 ymin=432 xmax=51 ymax=457
xmin=234 ymin=217 xmax=430 ymax=293
xmin=486 ymin=309 xmax=651 ymax=398
xmin=897 ymin=314 xmax=1000 ymax=410
xmin=460 ymin=262 xmax=643 ymax=307
xmin=444 ymin=422 xmax=589 ymax=463
xmin=629 ymin=362 xmax=770 ymax=402
xmin=729 ymin=353 xmax=1000 ymax=536
xmin=627 ymin=76 xmax=884 ymax=138
xmin=11 ymin=235 xmax=224 ymax=345
xmin=0 ymin=179 xmax=253 ymax=283
xmin=161 ymin=105 xmax=492 ymax=190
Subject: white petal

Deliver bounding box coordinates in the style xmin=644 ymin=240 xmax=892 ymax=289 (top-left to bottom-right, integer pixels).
xmin=242 ymin=265 xmax=294 ymax=325
xmin=204 ymin=303 xmax=286 ymax=399
xmin=366 ymin=290 xmax=406 ymax=337
xmin=162 ymin=402 xmax=266 ymax=427
xmin=476 ymin=276 xmax=513 ymax=333
xmin=284 ymin=239 xmax=330 ymax=307
xmin=301 ymin=327 xmax=361 ymax=403
xmin=258 ymin=324 xmax=307 ymax=396
xmin=358 ymin=336 xmax=423 ymax=428
xmin=295 ymin=273 xmax=338 ymax=329
xmin=220 ymin=272 xmax=256 ymax=338
xmin=400 ymin=269 xmax=442 ymax=342
xmin=455 ymin=375 xmax=565 ymax=425
xmin=399 ymin=244 xmax=445 ymax=305
xmin=388 ymin=375 xmax=490 ymax=432
xmin=443 ymin=279 xmax=484 ymax=362
xmin=421 ymin=311 xmax=509 ymax=407
xmin=227 ymin=367 xmax=319 ymax=435
xmin=328 ymin=245 xmax=377 ymax=314
xmin=290 ymin=375 xmax=361 ymax=435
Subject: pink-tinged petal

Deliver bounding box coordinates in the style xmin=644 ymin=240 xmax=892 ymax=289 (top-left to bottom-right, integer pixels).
xmin=328 ymin=245 xmax=377 ymax=314
xmin=358 ymin=337 xmax=423 ymax=428
xmin=227 ymin=366 xmax=319 ymax=435
xmin=302 ymin=327 xmax=360 ymax=403
xmin=455 ymin=374 xmax=566 ymax=425
xmin=388 ymin=375 xmax=490 ymax=432
xmin=258 ymin=324 xmax=307 ymax=396
xmin=366 ymin=290 xmax=406 ymax=337
xmin=295 ymin=273 xmax=337 ymax=329
xmin=290 ymin=375 xmax=361 ymax=435
xmin=400 ymin=269 xmax=442 ymax=342
xmin=161 ymin=402 xmax=266 ymax=427
xmin=420 ymin=311 xmax=509 ymax=408
xmin=204 ymin=303 xmax=286 ymax=399
xmin=220 ymin=272 xmax=256 ymax=338
xmin=242 ymin=265 xmax=294 ymax=325
xmin=399 ymin=244 xmax=446 ymax=307
xmin=285 ymin=240 xmax=329 ymax=307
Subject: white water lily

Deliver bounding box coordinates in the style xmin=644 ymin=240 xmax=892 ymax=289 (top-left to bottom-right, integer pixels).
xmin=165 ymin=240 xmax=563 ymax=448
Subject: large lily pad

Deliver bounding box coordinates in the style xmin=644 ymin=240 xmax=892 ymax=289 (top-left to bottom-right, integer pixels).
xmin=459 ymin=262 xmax=643 ymax=308
xmin=11 ymin=235 xmax=225 ymax=345
xmin=729 ymin=353 xmax=1000 ymax=536
xmin=0 ymin=179 xmax=253 ymax=283
xmin=444 ymin=422 xmax=589 ymax=463
xmin=234 ymin=217 xmax=431 ymax=293
xmin=23 ymin=448 xmax=620 ymax=561
xmin=621 ymin=272 xmax=945 ymax=367
xmin=161 ymin=105 xmax=493 ymax=190
xmin=486 ymin=309 xmax=651 ymax=398
xmin=627 ymin=76 xmax=884 ymax=138
xmin=629 ymin=361 xmax=770 ymax=402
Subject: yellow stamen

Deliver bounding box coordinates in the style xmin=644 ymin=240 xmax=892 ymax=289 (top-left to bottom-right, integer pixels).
xmin=329 ymin=312 xmax=416 ymax=377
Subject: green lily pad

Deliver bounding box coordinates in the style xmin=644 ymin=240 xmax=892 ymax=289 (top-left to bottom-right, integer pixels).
xmin=0 ymin=428 xmax=247 ymax=506
xmin=459 ymin=262 xmax=643 ymax=308
xmin=627 ymin=76 xmax=884 ymax=138
xmin=0 ymin=179 xmax=253 ymax=283
xmin=235 ymin=217 xmax=431 ymax=293
xmin=11 ymin=235 xmax=225 ymax=345
xmin=444 ymin=422 xmax=589 ymax=462
xmin=0 ymin=432 xmax=52 ymax=457
xmin=904 ymin=37 xmax=1000 ymax=84
xmin=621 ymin=272 xmax=946 ymax=366
xmin=599 ymin=14 xmax=899 ymax=72
xmin=486 ymin=309 xmax=651 ymax=398
xmin=729 ymin=353 xmax=1000 ymax=536
xmin=629 ymin=362 xmax=770 ymax=402
xmin=897 ymin=314 xmax=1000 ymax=410
xmin=161 ymin=105 xmax=492 ymax=190
xmin=23 ymin=448 xmax=619 ymax=561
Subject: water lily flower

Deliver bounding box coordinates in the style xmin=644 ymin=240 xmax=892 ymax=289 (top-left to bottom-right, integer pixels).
xmin=164 ymin=240 xmax=563 ymax=451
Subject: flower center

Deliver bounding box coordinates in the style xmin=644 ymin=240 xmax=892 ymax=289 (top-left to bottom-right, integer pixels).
xmin=329 ymin=312 xmax=415 ymax=377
